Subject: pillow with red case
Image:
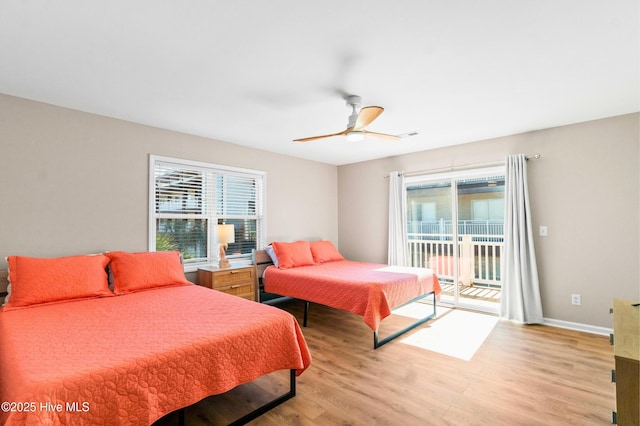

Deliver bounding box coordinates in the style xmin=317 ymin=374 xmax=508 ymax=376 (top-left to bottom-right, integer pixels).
xmin=105 ymin=251 xmax=192 ymax=294
xmin=310 ymin=240 xmax=345 ymax=263
xmin=3 ymin=254 xmax=113 ymax=310
xmin=271 ymin=241 xmax=315 ymax=269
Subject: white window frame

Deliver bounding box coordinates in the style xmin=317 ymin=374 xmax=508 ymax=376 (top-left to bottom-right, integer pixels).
xmin=149 ymin=155 xmax=267 ymax=272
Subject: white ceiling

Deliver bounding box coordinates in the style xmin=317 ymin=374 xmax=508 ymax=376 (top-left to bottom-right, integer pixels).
xmin=1 ymin=1 xmax=638 ymax=165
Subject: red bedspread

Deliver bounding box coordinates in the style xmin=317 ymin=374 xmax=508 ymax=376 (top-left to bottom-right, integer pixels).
xmin=0 ymin=285 xmax=311 ymax=425
xmin=264 ymin=260 xmax=441 ymax=331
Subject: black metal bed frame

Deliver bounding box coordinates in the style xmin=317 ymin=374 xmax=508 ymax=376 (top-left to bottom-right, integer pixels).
xmin=302 ymin=290 xmax=437 ymax=349
xmin=373 ymin=291 xmax=436 ymax=348
xmin=176 ymin=369 xmax=296 ymax=426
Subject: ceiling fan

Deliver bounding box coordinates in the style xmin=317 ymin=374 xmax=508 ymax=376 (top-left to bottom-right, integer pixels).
xmin=294 ymin=95 xmax=411 ymax=143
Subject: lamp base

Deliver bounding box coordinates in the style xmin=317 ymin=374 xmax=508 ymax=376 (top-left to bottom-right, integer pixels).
xmin=218 ymin=258 xmax=231 ymax=269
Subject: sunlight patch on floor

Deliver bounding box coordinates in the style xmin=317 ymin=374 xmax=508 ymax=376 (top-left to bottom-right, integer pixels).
xmin=400 ymin=309 xmax=499 ymax=361
xmin=391 ymin=301 xmax=442 ymax=320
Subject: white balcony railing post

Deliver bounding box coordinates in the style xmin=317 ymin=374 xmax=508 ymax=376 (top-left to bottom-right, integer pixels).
xmin=460 ymin=235 xmax=473 ymax=286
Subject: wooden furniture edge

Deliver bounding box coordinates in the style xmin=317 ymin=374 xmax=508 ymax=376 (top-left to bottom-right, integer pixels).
xmin=612 ymin=298 xmax=640 ymax=361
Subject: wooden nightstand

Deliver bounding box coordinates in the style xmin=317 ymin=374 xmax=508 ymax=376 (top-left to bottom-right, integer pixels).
xmin=197 ymin=264 xmax=256 ymax=301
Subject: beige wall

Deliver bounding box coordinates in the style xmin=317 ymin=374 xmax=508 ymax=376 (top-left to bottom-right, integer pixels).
xmin=0 ymin=94 xmax=338 ymax=279
xmin=338 ymin=113 xmax=640 ymax=328
xmin=2 ymin=92 xmax=638 ymax=329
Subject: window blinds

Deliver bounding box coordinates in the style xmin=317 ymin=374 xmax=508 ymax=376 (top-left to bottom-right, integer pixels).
xmin=150 ymin=156 xmax=265 ymax=266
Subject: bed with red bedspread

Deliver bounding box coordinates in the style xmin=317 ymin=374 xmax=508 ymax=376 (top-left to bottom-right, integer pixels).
xmin=254 ymin=241 xmax=441 ymax=348
xmin=0 ymin=251 xmax=311 ymax=425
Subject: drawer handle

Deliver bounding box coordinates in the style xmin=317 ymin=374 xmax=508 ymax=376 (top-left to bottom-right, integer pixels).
xmin=231 ymin=284 xmax=240 ymax=289
xmin=230 ymin=271 xmax=238 ymax=274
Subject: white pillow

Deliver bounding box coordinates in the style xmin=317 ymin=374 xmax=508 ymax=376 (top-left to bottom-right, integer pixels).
xmin=265 ymin=245 xmax=279 ymax=268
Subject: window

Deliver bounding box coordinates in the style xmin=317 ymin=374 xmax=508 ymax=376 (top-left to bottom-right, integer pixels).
xmin=471 ymin=199 xmax=504 ymax=221
xmin=149 ymin=155 xmax=265 ymax=271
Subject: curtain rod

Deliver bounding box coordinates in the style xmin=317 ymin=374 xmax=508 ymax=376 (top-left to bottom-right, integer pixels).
xmin=385 ymin=153 xmax=540 ymax=178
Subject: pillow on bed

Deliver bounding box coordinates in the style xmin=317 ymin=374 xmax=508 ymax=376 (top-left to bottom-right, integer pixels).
xmin=106 ymin=251 xmax=192 ymax=294
xmin=3 ymin=254 xmax=113 ymax=310
xmin=310 ymin=240 xmax=345 ymax=263
xmin=271 ymin=241 xmax=315 ymax=269
xmin=3 ymin=283 xmax=10 ymax=306
xmin=264 ymin=245 xmax=279 ymax=268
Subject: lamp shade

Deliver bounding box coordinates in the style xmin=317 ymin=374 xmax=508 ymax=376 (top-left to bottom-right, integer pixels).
xmin=215 ymin=224 xmax=235 ymax=244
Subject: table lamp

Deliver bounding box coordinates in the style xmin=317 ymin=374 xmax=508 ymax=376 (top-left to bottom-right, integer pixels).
xmin=216 ymin=224 xmax=235 ymax=268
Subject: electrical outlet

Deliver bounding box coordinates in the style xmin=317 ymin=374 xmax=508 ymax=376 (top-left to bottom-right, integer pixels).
xmin=539 ymin=226 xmax=548 ymax=237
xmin=571 ymin=294 xmax=581 ymax=306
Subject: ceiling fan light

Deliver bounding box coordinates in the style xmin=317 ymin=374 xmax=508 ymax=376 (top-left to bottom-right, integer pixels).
xmin=346 ymin=131 xmax=365 ymax=142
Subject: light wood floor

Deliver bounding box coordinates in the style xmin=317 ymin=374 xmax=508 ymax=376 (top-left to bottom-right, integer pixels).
xmin=154 ymin=299 xmax=615 ymax=426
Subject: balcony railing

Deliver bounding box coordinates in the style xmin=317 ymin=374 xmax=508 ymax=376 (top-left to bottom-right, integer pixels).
xmin=408 ymin=219 xmax=504 ymax=237
xmin=408 ymin=228 xmax=503 ymax=288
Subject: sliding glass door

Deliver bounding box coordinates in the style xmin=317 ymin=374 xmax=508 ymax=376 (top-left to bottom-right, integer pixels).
xmin=406 ymin=167 xmax=505 ymax=313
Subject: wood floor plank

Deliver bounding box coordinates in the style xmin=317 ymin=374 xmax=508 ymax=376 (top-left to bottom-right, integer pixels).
xmin=153 ymin=299 xmax=615 ymax=425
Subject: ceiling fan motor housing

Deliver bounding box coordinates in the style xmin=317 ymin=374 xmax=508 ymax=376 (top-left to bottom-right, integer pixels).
xmin=345 ymin=95 xmax=362 ymax=107
xmin=345 ymin=95 xmax=361 ymax=128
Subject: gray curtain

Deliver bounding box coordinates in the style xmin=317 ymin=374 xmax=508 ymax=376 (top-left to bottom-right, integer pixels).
xmin=388 ymin=171 xmax=408 ymax=266
xmin=501 ymin=154 xmax=543 ymax=323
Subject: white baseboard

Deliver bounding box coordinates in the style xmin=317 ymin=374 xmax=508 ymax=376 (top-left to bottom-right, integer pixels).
xmin=543 ymin=317 xmax=612 ymax=336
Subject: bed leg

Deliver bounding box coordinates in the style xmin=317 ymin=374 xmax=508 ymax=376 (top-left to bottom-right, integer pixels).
xmin=373 ymin=291 xmax=437 ymax=349
xmin=289 ymin=367 xmax=297 ymax=396
xmin=177 ymin=408 xmax=184 ymax=426
xmin=228 ymin=369 xmax=297 ymax=426
xmin=303 ymin=301 xmax=309 ymax=327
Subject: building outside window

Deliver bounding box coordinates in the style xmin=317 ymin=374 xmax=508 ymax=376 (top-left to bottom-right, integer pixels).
xmin=149 ymin=155 xmax=265 ymax=271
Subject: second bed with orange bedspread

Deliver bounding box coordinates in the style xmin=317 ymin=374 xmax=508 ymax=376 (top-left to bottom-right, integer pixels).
xmin=255 ymin=242 xmax=442 ymax=349
xmin=264 ymin=260 xmax=441 ymax=332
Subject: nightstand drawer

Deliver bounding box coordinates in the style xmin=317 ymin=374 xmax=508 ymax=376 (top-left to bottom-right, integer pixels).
xmin=216 ymin=282 xmax=254 ymax=300
xmin=211 ymin=269 xmax=254 ymax=288
xmin=197 ymin=265 xmax=256 ymax=301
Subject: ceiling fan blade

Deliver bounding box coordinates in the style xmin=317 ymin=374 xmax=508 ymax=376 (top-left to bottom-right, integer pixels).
xmin=397 ymin=131 xmax=419 ymax=138
xmin=354 ymin=106 xmax=384 ymax=130
xmin=363 ymin=131 xmax=401 ymax=141
xmin=293 ymin=130 xmax=347 ymax=142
